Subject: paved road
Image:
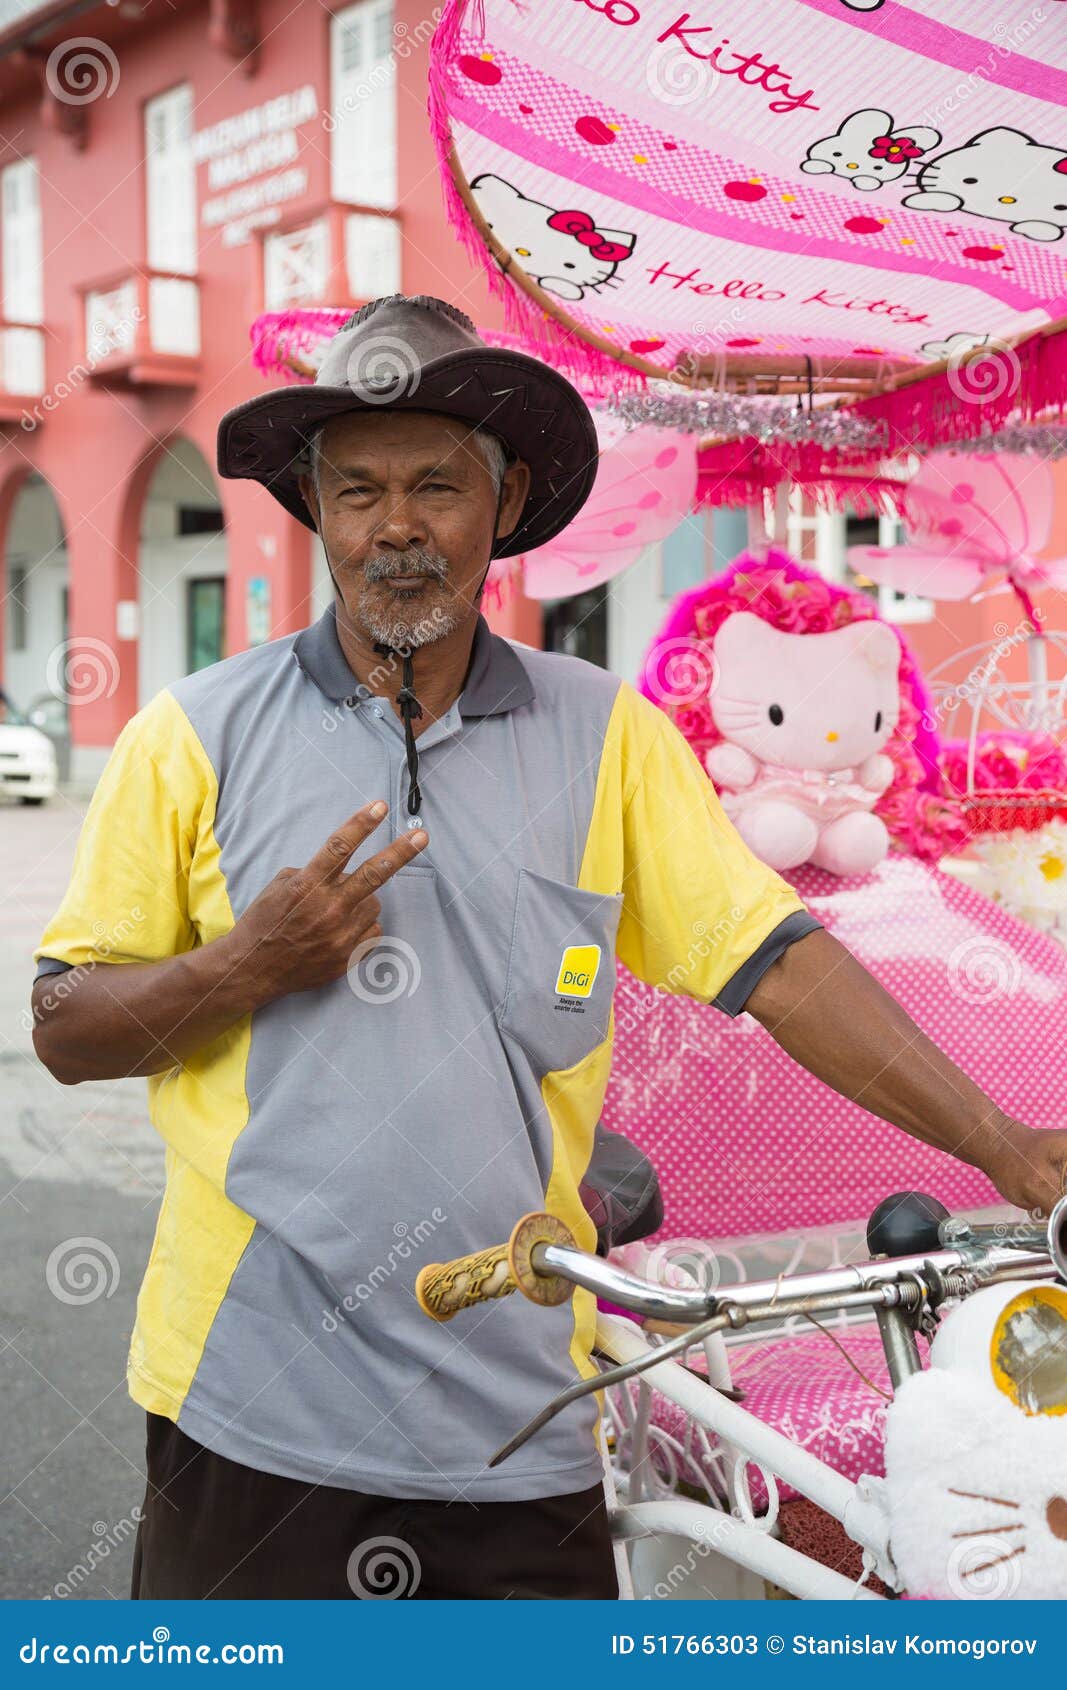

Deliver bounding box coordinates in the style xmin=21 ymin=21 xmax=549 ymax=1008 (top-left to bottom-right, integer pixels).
xmin=0 ymin=791 xmax=162 ymax=1599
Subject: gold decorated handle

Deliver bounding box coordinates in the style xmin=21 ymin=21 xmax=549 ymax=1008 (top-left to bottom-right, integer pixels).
xmin=415 ymin=1212 xmax=577 ymax=1323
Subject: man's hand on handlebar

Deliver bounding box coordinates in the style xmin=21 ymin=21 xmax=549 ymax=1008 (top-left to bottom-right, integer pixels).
xmin=977 ymin=1119 xmax=1067 ymax=1218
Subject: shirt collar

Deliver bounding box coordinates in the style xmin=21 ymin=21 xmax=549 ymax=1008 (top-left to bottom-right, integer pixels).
xmin=292 ymin=602 xmax=535 ymax=717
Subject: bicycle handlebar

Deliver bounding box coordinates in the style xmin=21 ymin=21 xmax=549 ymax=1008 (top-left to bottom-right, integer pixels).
xmin=415 ymin=1212 xmax=578 ymax=1322
xmin=415 ymin=1194 xmax=1067 ymax=1327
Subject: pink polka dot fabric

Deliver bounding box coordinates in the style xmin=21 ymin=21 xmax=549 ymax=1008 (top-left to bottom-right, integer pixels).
xmin=642 ymin=1326 xmax=922 ymax=1509
xmin=603 ymin=856 xmax=1067 ymax=1242
xmin=602 ymin=855 xmax=1067 ymax=1500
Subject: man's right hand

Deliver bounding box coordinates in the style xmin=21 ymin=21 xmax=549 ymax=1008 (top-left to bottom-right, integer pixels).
xmin=223 ymin=801 xmax=428 ymax=1004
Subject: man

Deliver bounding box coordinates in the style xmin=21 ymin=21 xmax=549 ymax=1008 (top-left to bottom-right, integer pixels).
xmin=33 ymin=294 xmax=1066 ymax=1600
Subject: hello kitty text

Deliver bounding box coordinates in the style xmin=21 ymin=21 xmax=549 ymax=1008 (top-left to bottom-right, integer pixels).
xmin=572 ymin=2 xmax=821 ymax=115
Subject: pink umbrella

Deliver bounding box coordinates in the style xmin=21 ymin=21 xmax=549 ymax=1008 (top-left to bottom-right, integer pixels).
xmin=519 ymin=417 xmax=698 ymax=599
xmin=848 ymin=452 xmax=1067 ymax=605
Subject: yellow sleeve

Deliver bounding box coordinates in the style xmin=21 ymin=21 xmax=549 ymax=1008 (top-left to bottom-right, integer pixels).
xmin=581 ymin=682 xmax=816 ymax=1006
xmin=34 ymin=690 xmax=221 ymax=971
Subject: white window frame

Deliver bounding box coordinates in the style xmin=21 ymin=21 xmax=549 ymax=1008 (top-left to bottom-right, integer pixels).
xmin=263 ymin=219 xmax=330 ymax=309
xmin=344 ymin=211 xmax=401 ymax=298
xmin=145 ymin=84 xmax=197 ymax=276
xmin=1 ymin=157 xmax=43 ymax=324
xmin=330 ymin=0 xmax=397 ymax=209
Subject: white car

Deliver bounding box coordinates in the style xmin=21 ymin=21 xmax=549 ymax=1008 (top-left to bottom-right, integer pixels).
xmin=0 ymin=712 xmax=58 ymax=803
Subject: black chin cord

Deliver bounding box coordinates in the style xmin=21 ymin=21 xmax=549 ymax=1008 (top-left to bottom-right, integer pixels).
xmin=370 ymin=463 xmax=510 ymax=820
xmin=372 ymin=641 xmax=423 ymax=816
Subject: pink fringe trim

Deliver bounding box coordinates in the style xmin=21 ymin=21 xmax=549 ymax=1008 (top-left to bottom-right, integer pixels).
xmin=852 ymin=324 xmax=1067 ymax=450
xmin=427 ymin=0 xmax=648 ymax=395
xmin=696 ymin=441 xmax=909 ymax=518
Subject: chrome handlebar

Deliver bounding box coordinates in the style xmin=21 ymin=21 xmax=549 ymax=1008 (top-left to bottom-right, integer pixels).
xmin=414 ymin=1193 xmax=1067 ymax=1467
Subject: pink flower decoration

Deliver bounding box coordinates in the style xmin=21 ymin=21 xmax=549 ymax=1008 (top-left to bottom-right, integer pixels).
xmin=870 ymin=134 xmax=923 ymax=161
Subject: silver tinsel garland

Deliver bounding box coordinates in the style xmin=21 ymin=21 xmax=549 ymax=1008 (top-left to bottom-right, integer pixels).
xmin=604 ymin=386 xmax=883 ymax=448
xmin=603 ymin=387 xmax=1067 ymax=457
xmin=945 ymin=425 xmax=1067 ymax=458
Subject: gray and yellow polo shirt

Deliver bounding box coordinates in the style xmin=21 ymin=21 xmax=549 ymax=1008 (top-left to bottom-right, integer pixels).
xmin=35 ymin=607 xmax=818 ymax=1501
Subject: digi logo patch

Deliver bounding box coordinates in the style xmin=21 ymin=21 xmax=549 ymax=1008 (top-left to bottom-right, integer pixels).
xmin=556 ymin=945 xmax=602 ymax=999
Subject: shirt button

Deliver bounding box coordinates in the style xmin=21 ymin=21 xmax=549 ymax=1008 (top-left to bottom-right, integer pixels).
xmin=372 ymin=705 xmax=383 ymax=718
xmin=407 ymin=816 xmax=422 ymax=830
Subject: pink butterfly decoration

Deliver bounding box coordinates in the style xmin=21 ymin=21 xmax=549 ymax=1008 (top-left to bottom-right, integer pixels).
xmin=848 ymin=453 xmax=1067 ymax=604
xmin=518 ymin=419 xmax=698 ymax=600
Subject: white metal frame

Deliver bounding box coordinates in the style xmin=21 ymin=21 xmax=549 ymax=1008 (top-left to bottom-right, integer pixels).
xmin=597 ymin=1313 xmax=896 ymax=1601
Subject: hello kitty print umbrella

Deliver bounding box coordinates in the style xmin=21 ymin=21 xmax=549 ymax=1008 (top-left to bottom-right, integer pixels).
xmin=429 ymin=0 xmax=1067 ymax=385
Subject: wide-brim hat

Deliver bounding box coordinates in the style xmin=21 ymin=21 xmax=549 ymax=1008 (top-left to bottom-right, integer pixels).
xmin=217 ymin=293 xmax=600 ymax=558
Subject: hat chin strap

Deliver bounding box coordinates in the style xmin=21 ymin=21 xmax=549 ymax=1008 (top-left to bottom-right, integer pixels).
xmin=368 ymin=471 xmax=512 ymax=821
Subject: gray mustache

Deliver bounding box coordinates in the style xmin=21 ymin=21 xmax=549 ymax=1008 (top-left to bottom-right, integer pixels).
xmin=364 ymin=551 xmax=448 ymax=584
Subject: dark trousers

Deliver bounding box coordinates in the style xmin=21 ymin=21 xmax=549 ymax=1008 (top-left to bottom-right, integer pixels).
xmin=130 ymin=1412 xmax=619 ymax=1600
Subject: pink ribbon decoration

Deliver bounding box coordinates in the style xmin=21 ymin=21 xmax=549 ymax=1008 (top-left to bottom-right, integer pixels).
xmin=544 ymin=207 xmax=633 ymax=263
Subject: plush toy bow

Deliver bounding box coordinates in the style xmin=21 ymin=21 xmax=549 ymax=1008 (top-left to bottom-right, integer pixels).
xmin=545 ymin=208 xmax=633 ymax=263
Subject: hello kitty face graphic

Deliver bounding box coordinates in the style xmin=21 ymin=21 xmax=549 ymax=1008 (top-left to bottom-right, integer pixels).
xmin=919 ymin=331 xmax=989 ymax=362
xmin=904 ymin=127 xmax=1067 ymax=241
xmin=885 ymin=1285 xmax=1067 ymax=1599
xmin=801 ymin=109 xmax=940 ymax=192
xmin=709 ymin=613 xmax=901 ymax=772
xmin=470 ymin=174 xmax=636 ymax=302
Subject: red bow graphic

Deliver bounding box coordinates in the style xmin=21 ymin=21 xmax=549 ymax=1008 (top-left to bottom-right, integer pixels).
xmin=546 ymin=208 xmax=632 ymax=263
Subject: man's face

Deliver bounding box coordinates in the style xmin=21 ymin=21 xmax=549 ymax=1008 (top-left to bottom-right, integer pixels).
xmin=298 ymin=409 xmax=529 ymax=649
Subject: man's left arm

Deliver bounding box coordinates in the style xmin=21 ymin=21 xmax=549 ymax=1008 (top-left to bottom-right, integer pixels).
xmin=611 ymin=684 xmax=1067 ymax=1218
xmin=745 ymin=924 xmax=1067 ymax=1217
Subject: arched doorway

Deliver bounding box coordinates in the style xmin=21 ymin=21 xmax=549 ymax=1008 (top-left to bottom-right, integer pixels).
xmin=137 ymin=437 xmax=227 ymax=706
xmin=2 ymin=472 xmax=68 ymax=710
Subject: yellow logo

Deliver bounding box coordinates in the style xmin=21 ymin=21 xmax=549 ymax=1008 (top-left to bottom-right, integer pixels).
xmin=556 ymin=945 xmax=602 ymax=998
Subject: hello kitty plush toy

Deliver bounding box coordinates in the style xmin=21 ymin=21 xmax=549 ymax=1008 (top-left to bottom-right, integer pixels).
xmin=885 ymin=1281 xmax=1067 ymax=1598
xmin=705 ymin=610 xmax=900 ymax=875
xmin=640 ymin=552 xmax=941 ymax=878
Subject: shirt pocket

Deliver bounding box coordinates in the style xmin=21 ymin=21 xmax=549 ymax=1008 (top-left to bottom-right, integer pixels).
xmin=497 ymin=865 xmax=623 ymax=1076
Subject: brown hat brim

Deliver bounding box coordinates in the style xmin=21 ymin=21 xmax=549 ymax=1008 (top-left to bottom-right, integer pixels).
xmin=217 ymin=348 xmax=599 ymax=558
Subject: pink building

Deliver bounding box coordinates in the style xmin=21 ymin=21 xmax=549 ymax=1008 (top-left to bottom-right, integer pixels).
xmin=0 ymin=0 xmax=544 ymax=779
